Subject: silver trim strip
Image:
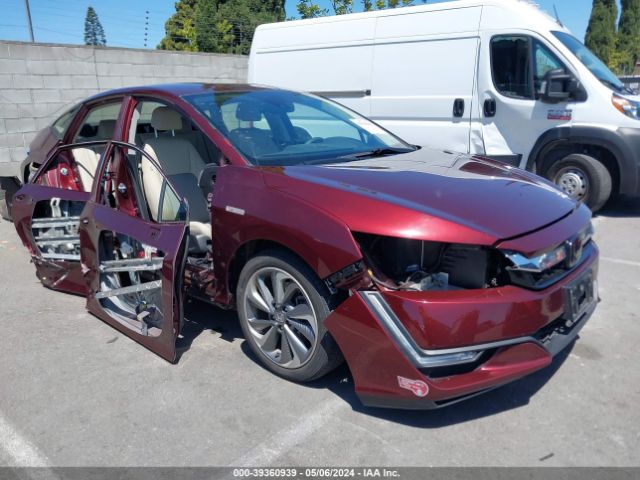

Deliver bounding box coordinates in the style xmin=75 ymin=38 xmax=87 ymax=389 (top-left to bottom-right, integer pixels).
xmin=95 ymin=280 xmax=162 ymax=300
xmin=99 ymin=258 xmax=163 ymax=273
xmin=360 ymin=291 xmax=536 ymax=368
xmin=312 ymin=90 xmax=371 ymax=98
xmin=41 ymin=253 xmax=80 ymax=261
xmin=225 ymin=206 xmax=245 ymax=216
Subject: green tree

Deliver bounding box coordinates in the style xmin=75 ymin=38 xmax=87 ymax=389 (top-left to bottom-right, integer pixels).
xmin=160 ymin=0 xmax=285 ymax=54
xmin=297 ymin=0 xmax=415 ymax=18
xmin=213 ymin=0 xmax=286 ymax=55
xmin=618 ymin=0 xmax=640 ymax=73
xmin=331 ymin=1 xmax=354 ymax=15
xmin=195 ymin=0 xmax=218 ymax=52
xmin=158 ymin=0 xmax=198 ymax=51
xmin=297 ymin=0 xmax=329 ymax=18
xmin=585 ymin=0 xmax=618 ymax=65
xmin=84 ymin=6 xmax=106 ymax=46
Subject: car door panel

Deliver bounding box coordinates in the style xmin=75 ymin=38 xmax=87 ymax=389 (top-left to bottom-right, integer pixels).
xmin=476 ymin=31 xmax=576 ymax=166
xmin=12 ymin=184 xmax=90 ymax=294
xmin=79 ymin=143 xmax=188 ymax=362
xmin=10 ymin=142 xmax=109 ymax=295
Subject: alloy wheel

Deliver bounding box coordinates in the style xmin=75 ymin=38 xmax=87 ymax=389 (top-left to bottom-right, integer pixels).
xmin=242 ymin=267 xmax=319 ymax=369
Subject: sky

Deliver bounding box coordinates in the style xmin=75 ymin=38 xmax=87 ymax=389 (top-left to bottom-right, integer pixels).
xmin=0 ymin=0 xmax=598 ymax=50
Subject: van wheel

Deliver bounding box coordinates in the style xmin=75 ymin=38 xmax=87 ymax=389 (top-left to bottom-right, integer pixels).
xmin=545 ymin=153 xmax=612 ymax=212
xmin=236 ymin=250 xmax=343 ymax=382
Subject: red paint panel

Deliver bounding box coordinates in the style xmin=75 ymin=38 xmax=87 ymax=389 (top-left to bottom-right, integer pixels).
xmin=325 ymin=293 xmax=552 ymax=405
xmin=211 ymin=165 xmax=363 ymax=303
xmin=497 ymin=203 xmax=592 ymax=256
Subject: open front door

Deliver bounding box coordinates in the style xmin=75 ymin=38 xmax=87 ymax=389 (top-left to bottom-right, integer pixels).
xmin=79 ymin=143 xmax=189 ymax=362
xmin=11 ymin=142 xmax=111 ymax=294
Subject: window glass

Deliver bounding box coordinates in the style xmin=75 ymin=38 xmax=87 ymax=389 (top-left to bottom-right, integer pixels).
xmin=288 ymin=103 xmax=361 ymax=141
xmin=129 ymin=99 xmax=221 ymax=167
xmin=52 ymin=108 xmax=78 ymax=139
xmin=37 ymin=144 xmax=106 ymax=193
xmin=97 ymin=144 xmax=184 ymax=224
xmin=534 ymin=40 xmax=564 ymax=96
xmin=552 ymin=31 xmax=628 ymax=93
xmin=73 ymin=102 xmax=121 ymax=142
xmin=140 ymin=154 xmax=182 ymax=223
xmin=184 ymin=89 xmax=412 ymax=166
xmin=220 ymin=102 xmax=270 ymax=131
xmin=128 ymin=100 xmax=165 ymax=145
xmin=491 ymin=36 xmax=533 ymax=99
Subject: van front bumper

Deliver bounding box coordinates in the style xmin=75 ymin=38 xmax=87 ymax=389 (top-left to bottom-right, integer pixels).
xmin=324 ymin=247 xmax=598 ymax=410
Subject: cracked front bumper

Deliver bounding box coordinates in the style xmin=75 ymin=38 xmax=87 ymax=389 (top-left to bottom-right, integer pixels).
xmin=325 ymin=247 xmax=599 ymax=410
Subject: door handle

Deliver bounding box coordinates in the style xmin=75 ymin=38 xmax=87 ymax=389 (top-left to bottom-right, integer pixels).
xmin=81 ymin=218 xmax=89 ymax=225
xmin=484 ymin=98 xmax=497 ymax=117
xmin=453 ymin=98 xmax=465 ymax=118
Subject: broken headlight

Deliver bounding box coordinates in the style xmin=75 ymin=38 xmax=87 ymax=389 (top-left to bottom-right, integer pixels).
xmin=353 ymin=233 xmax=509 ymax=291
xmin=503 ymin=222 xmax=594 ymax=273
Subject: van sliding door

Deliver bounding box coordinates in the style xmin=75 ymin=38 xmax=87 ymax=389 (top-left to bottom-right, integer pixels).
xmin=370 ymin=7 xmax=482 ymax=153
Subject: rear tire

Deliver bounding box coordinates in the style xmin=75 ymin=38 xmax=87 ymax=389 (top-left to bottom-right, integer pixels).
xmin=236 ymin=250 xmax=343 ymax=382
xmin=544 ymin=153 xmax=612 ymax=212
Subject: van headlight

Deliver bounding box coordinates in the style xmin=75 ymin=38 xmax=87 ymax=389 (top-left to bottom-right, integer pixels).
xmin=612 ymin=93 xmax=640 ymax=119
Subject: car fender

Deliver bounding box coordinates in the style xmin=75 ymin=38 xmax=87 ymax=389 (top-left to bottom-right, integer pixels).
xmin=210 ymin=165 xmax=363 ymax=303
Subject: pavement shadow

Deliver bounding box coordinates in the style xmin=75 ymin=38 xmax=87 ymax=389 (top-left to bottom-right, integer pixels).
xmin=175 ymin=298 xmax=244 ymax=361
xmin=300 ymin=342 xmax=575 ymax=428
xmin=177 ymin=298 xmax=575 ymax=428
xmin=597 ymin=194 xmax=640 ymax=218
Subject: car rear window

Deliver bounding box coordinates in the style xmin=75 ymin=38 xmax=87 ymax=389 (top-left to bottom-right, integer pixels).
xmin=51 ymin=107 xmax=79 ymax=139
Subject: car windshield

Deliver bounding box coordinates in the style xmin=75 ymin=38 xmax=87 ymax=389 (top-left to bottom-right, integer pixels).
xmin=183 ymin=89 xmax=414 ymax=166
xmin=552 ymin=31 xmax=630 ymax=94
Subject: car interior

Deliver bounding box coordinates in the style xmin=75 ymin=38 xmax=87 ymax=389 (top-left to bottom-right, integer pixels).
xmin=133 ymin=105 xmax=220 ymax=256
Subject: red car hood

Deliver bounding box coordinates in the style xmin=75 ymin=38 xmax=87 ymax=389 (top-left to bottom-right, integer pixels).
xmin=262 ymin=148 xmax=577 ymax=245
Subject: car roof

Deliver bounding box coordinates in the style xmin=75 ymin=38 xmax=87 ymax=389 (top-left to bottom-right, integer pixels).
xmin=83 ymin=82 xmax=271 ymax=103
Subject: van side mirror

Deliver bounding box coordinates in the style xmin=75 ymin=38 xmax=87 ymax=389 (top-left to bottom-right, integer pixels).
xmin=541 ymin=69 xmax=571 ymax=103
xmin=541 ymin=69 xmax=586 ymax=103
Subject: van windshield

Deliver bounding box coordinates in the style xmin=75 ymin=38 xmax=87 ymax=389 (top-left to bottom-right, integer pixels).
xmin=552 ymin=31 xmax=630 ymax=94
xmin=183 ymin=89 xmax=414 ymax=166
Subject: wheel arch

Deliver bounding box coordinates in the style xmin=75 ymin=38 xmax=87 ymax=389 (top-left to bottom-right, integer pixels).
xmin=227 ymin=239 xmax=319 ymax=301
xmin=527 ymin=126 xmax=639 ymax=195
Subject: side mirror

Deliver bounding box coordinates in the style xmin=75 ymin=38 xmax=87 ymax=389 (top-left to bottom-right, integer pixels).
xmin=198 ymin=164 xmax=218 ymax=190
xmin=540 ymin=69 xmax=578 ymax=103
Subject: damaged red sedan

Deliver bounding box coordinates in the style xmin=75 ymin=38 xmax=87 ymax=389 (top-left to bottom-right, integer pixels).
xmin=1 ymin=84 xmax=599 ymax=409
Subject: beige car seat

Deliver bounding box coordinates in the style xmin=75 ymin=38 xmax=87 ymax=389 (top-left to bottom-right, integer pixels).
xmin=141 ymin=107 xmax=211 ymax=248
xmin=73 ymin=119 xmax=117 ymax=191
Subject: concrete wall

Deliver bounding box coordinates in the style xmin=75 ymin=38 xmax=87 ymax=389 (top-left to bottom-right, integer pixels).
xmin=0 ymin=40 xmax=248 ymax=165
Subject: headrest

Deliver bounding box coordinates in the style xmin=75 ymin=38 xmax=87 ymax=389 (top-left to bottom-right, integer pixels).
xmin=151 ymin=107 xmax=183 ymax=131
xmin=97 ymin=119 xmax=116 ymax=139
xmin=235 ymin=102 xmax=263 ymax=122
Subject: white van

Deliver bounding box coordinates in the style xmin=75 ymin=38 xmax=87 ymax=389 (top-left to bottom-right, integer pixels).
xmin=249 ymin=0 xmax=640 ymax=211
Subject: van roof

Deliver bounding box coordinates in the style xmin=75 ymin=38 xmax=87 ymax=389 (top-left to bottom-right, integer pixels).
xmin=255 ymin=0 xmax=561 ymax=32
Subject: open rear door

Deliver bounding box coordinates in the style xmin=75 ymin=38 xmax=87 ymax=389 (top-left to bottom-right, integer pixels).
xmin=79 ymin=143 xmax=189 ymax=362
xmin=11 ymin=142 xmax=110 ymax=295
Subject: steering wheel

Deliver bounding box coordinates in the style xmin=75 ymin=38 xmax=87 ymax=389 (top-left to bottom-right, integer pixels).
xmin=305 ymin=137 xmax=325 ymax=144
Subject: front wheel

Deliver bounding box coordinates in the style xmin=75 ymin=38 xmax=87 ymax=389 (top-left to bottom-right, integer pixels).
xmin=544 ymin=153 xmax=612 ymax=212
xmin=236 ymin=250 xmax=343 ymax=382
